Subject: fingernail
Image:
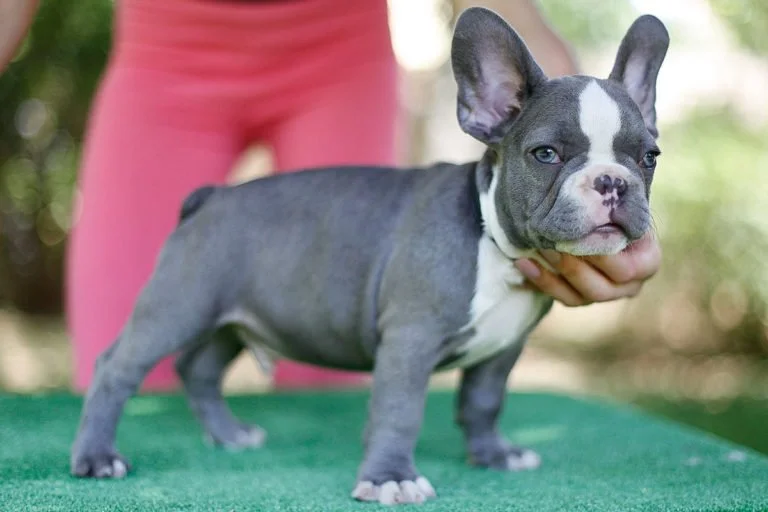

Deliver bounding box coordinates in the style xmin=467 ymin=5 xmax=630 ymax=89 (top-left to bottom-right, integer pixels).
xmin=540 ymin=249 xmax=561 ymax=266
xmin=515 ymin=259 xmax=541 ymax=279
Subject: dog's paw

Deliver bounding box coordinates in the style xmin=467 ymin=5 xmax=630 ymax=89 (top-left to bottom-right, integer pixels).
xmin=469 ymin=441 xmax=541 ymax=472
xmin=71 ymin=449 xmax=131 ymax=479
xmin=503 ymin=447 xmax=541 ymax=471
xmin=204 ymin=423 xmax=266 ymax=451
xmin=352 ymin=477 xmax=436 ymax=505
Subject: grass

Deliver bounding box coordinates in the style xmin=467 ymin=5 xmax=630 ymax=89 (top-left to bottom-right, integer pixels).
xmin=1 ymin=390 xmax=767 ymax=511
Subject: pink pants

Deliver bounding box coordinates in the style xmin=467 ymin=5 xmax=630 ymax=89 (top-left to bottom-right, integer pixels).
xmin=66 ymin=0 xmax=399 ymax=392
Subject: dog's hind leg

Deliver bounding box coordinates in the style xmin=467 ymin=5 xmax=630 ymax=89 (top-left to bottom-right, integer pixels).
xmin=70 ymin=237 xmax=224 ymax=479
xmin=175 ymin=328 xmax=266 ymax=450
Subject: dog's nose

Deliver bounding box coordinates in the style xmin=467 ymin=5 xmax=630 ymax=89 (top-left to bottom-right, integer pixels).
xmin=593 ymin=174 xmax=628 ymax=197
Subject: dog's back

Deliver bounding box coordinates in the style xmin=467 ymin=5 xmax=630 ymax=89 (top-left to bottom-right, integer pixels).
xmin=177 ymin=164 xmax=483 ymax=369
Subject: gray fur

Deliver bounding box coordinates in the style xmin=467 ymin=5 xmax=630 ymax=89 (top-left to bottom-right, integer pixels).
xmin=451 ymin=7 xmax=546 ymax=144
xmin=609 ymin=15 xmax=671 ymax=138
xmin=70 ymin=7 xmax=669 ymax=505
xmin=458 ymin=298 xmax=550 ymax=470
xmin=501 ymin=77 xmax=659 ymax=249
xmin=175 ymin=327 xmax=265 ymax=449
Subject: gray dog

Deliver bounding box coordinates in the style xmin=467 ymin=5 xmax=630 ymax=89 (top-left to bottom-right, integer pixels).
xmin=70 ymin=7 xmax=669 ymax=506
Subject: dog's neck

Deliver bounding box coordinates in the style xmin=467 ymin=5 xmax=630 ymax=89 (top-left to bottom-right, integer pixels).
xmin=474 ymin=150 xmax=533 ymax=262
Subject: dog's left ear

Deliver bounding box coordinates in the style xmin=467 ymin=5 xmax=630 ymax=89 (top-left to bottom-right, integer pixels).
xmin=451 ymin=7 xmax=547 ymax=144
xmin=608 ymin=15 xmax=670 ymax=138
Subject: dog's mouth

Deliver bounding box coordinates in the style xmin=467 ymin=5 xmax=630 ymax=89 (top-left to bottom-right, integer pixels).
xmin=590 ymin=223 xmax=626 ymax=237
xmin=549 ymin=222 xmax=631 ymax=256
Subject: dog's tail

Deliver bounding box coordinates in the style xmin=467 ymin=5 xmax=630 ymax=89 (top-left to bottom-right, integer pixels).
xmin=179 ymin=186 xmax=217 ymax=222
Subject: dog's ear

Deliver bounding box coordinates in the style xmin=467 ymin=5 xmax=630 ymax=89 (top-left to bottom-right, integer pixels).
xmin=451 ymin=7 xmax=547 ymax=144
xmin=608 ymin=15 xmax=670 ymax=138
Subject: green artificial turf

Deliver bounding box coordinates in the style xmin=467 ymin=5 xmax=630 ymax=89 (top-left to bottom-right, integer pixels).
xmin=1 ymin=391 xmax=767 ymax=511
xmin=632 ymin=395 xmax=768 ymax=456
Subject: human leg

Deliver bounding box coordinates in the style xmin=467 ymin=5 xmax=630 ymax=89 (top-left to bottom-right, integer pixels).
xmin=66 ymin=66 xmax=241 ymax=392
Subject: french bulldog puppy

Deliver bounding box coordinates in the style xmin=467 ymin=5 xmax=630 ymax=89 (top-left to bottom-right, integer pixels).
xmin=70 ymin=7 xmax=669 ymax=506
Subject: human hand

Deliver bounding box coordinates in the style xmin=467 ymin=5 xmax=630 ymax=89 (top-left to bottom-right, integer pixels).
xmin=513 ymin=231 xmax=661 ymax=307
xmin=0 ymin=1 xmax=40 ymax=75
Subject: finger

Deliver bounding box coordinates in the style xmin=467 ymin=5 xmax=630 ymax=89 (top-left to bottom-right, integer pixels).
xmin=583 ymin=231 xmax=662 ymax=284
xmin=514 ymin=259 xmax=588 ymax=307
xmin=538 ymin=251 xmax=646 ymax=303
xmin=557 ymin=253 xmax=646 ymax=302
xmin=626 ymin=232 xmax=663 ymax=281
xmin=575 ymin=277 xmax=644 ymax=303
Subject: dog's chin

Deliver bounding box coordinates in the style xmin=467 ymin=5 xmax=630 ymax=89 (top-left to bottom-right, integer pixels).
xmin=553 ymin=225 xmax=629 ymax=256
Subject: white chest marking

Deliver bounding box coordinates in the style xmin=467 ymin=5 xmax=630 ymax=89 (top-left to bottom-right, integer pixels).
xmin=578 ymin=80 xmax=622 ymax=166
xmin=445 ymin=171 xmax=549 ymax=370
xmin=447 ymin=237 xmax=547 ymax=369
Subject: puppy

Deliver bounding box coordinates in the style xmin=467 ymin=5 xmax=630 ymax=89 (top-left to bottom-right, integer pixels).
xmin=70 ymin=7 xmax=669 ymax=506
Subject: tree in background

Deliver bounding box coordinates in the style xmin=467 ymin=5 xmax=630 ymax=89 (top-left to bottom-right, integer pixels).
xmin=0 ymin=0 xmax=111 ymax=314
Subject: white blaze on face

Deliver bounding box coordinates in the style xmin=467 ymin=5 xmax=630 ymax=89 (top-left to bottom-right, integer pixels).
xmin=579 ymin=80 xmax=622 ymax=165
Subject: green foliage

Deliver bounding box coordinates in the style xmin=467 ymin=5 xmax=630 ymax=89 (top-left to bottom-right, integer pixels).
xmin=651 ymin=105 xmax=768 ymax=357
xmin=709 ymin=0 xmax=768 ymax=55
xmin=535 ymin=0 xmax=636 ymax=50
xmin=0 ymin=0 xmax=112 ymax=313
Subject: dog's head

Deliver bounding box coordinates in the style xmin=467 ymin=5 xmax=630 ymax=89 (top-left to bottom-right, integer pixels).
xmin=452 ymin=8 xmax=669 ymax=256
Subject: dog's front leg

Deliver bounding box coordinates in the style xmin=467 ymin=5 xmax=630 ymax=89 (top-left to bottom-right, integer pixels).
xmin=457 ymin=343 xmax=541 ymax=471
xmin=352 ymin=325 xmax=438 ymax=505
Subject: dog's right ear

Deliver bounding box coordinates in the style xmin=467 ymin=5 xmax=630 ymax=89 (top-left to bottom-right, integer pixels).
xmin=451 ymin=7 xmax=547 ymax=145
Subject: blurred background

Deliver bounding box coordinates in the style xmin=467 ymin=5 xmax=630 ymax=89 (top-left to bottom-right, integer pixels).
xmin=1 ymin=0 xmax=766 ymax=455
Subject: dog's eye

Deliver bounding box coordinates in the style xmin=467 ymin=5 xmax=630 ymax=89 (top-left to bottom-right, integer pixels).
xmin=532 ymin=146 xmax=562 ymax=164
xmin=641 ymin=151 xmax=660 ymax=169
